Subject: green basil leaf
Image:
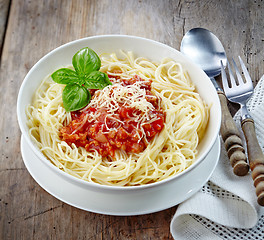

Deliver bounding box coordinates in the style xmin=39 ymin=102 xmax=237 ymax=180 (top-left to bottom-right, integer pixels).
xmin=72 ymin=47 xmax=101 ymax=78
xmin=62 ymin=84 xmax=91 ymax=112
xmin=84 ymin=71 xmax=112 ymax=89
xmin=51 ymin=68 xmax=79 ymax=84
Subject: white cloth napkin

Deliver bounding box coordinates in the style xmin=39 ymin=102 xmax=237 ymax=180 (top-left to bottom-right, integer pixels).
xmin=170 ymin=75 xmax=264 ymax=239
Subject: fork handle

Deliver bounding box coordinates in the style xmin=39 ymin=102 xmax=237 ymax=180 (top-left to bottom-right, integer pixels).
xmin=242 ymin=118 xmax=264 ymax=206
xmin=217 ymin=91 xmax=249 ymax=176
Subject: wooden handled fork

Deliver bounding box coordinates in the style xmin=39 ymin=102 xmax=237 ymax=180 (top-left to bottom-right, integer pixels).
xmin=221 ymin=56 xmax=264 ymax=206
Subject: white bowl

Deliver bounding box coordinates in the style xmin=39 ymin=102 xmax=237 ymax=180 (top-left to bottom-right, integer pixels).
xmin=17 ymin=35 xmax=221 ymax=215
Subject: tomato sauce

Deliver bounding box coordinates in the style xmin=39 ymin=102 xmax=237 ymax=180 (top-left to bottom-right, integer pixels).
xmin=60 ymin=75 xmax=165 ymax=158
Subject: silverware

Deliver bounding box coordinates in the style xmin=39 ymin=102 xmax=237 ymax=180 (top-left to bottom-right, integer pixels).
xmin=180 ymin=28 xmax=248 ymax=176
xmin=221 ymin=57 xmax=264 ymax=206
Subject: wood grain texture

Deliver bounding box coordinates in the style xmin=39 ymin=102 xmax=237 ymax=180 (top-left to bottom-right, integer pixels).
xmin=0 ymin=0 xmax=10 ymax=57
xmin=242 ymin=118 xmax=264 ymax=206
xmin=218 ymin=91 xmax=249 ymax=176
xmin=0 ymin=0 xmax=263 ymax=239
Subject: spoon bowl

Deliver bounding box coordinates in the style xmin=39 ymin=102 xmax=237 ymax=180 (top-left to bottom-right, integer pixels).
xmin=180 ymin=28 xmax=227 ymax=78
xmin=180 ymin=28 xmax=249 ymax=177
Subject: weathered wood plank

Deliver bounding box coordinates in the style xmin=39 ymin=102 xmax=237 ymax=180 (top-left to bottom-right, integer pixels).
xmin=179 ymin=0 xmax=264 ymax=86
xmin=0 ymin=0 xmax=263 ymax=239
xmin=0 ymin=0 xmax=177 ymax=239
xmin=0 ymin=0 xmax=10 ymax=57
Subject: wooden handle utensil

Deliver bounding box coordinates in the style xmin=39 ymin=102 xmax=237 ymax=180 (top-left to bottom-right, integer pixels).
xmin=242 ymin=118 xmax=264 ymax=206
xmin=218 ymin=91 xmax=249 ymax=176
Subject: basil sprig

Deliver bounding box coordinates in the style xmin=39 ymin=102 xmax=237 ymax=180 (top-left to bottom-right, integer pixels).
xmin=51 ymin=47 xmax=112 ymax=112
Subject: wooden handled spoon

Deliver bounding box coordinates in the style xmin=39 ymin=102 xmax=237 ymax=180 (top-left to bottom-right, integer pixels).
xmin=180 ymin=28 xmax=249 ymax=176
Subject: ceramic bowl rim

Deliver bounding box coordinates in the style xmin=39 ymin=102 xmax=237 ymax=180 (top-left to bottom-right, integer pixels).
xmin=17 ymin=34 xmax=221 ymax=191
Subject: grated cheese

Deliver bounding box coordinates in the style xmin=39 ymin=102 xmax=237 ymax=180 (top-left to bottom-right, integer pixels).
xmin=82 ymin=80 xmax=160 ymax=140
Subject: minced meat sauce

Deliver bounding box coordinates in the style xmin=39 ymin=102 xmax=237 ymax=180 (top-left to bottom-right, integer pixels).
xmin=60 ymin=74 xmax=165 ymax=158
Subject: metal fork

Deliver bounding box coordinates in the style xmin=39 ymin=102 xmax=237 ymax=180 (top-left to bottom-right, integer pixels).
xmin=221 ymin=57 xmax=264 ymax=206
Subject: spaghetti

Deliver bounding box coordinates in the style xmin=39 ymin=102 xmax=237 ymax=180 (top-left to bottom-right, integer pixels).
xmin=26 ymin=51 xmax=209 ymax=186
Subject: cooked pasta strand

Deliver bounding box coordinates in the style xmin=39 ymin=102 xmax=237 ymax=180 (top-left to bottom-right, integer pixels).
xmin=26 ymin=51 xmax=209 ymax=186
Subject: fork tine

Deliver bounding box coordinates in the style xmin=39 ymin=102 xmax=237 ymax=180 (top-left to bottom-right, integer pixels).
xmin=220 ymin=60 xmax=229 ymax=91
xmin=238 ymin=56 xmax=253 ymax=88
xmin=232 ymin=58 xmax=244 ymax=85
xmin=227 ymin=59 xmax=237 ymax=88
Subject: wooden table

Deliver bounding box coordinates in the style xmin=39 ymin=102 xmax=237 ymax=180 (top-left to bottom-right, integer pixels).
xmin=1 ymin=0 xmax=263 ymax=239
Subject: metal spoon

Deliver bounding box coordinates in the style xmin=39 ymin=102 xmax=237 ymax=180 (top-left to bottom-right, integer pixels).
xmin=180 ymin=27 xmax=249 ymax=176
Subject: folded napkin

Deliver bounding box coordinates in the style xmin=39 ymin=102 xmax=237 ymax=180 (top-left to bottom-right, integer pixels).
xmin=170 ymin=75 xmax=264 ymax=239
